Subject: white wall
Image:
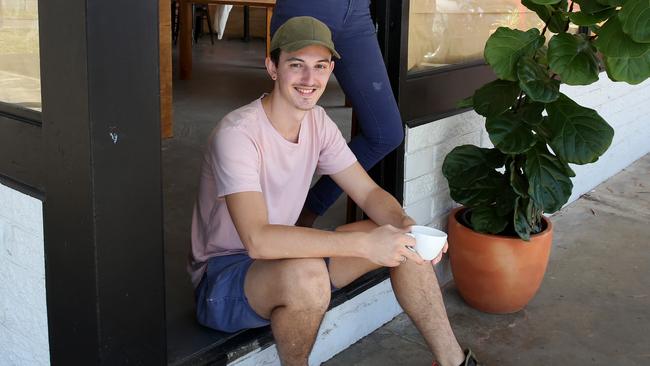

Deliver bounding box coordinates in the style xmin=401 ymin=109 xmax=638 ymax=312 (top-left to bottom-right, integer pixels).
xmin=403 ymin=110 xmax=490 ymax=229
xmin=0 ymin=183 xmax=50 ymax=366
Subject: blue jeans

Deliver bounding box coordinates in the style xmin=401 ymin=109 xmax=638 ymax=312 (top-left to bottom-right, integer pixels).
xmin=271 ymin=0 xmax=404 ymax=216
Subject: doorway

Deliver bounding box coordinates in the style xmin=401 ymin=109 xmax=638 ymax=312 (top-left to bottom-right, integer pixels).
xmin=162 ymin=5 xmax=353 ymax=363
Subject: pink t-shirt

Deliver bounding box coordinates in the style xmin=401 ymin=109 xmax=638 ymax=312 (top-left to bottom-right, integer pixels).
xmin=188 ymin=97 xmax=357 ymax=287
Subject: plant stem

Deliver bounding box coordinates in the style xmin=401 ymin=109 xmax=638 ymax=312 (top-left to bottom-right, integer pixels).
xmin=515 ymin=91 xmax=526 ymax=111
xmin=564 ymin=0 xmax=575 ymax=32
xmin=541 ymin=15 xmax=551 ymax=38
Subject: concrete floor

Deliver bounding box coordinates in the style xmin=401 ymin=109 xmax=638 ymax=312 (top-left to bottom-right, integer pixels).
xmin=324 ymin=154 xmax=650 ymax=366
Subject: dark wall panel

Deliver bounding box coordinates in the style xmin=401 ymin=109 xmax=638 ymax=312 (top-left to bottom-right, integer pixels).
xmin=0 ymin=116 xmax=43 ymax=192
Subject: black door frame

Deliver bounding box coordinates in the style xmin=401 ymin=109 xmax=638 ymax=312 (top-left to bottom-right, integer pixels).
xmin=1 ymin=0 xmax=166 ymax=364
xmin=393 ymin=0 xmax=496 ymax=128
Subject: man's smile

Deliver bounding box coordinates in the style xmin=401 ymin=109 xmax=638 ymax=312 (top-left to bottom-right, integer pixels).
xmin=295 ymin=86 xmax=318 ymax=96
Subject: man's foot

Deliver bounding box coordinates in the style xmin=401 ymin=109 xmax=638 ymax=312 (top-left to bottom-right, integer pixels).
xmin=432 ymin=349 xmax=480 ymax=366
xmin=295 ymin=206 xmax=318 ymax=228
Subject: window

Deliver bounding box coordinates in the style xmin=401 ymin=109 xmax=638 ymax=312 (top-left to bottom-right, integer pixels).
xmin=0 ymin=0 xmax=41 ymax=111
xmin=408 ymin=0 xmax=544 ymax=73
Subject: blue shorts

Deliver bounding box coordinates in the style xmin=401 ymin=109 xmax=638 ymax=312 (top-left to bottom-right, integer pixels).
xmin=195 ymin=254 xmax=336 ymax=333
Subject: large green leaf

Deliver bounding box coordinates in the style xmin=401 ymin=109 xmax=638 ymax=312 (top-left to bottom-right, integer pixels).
xmin=545 ymin=94 xmax=615 ymax=164
xmin=517 ymin=57 xmax=561 ymax=102
xmin=533 ymin=116 xmax=553 ymax=140
xmin=548 ymin=33 xmax=600 ymax=85
xmin=595 ymin=0 xmax=625 ymax=5
xmin=618 ymin=0 xmax=650 ymax=43
xmin=525 ymin=142 xmax=573 ymax=213
xmin=536 ymin=46 xmax=550 ymax=67
xmin=496 ymin=182 xmax=519 ymax=216
xmin=510 ymin=159 xmax=529 ymax=196
xmin=449 ymin=172 xmax=505 ymax=207
xmin=575 ymin=0 xmax=616 ymax=13
xmin=513 ymin=196 xmax=543 ymax=240
xmin=442 ymin=145 xmax=506 ymax=188
xmin=486 ymin=112 xmax=538 ymax=154
xmin=513 ymin=197 xmax=533 ymax=241
xmin=604 ymin=47 xmax=650 ymax=83
xmin=594 ymin=16 xmax=649 ymax=58
xmin=472 ymin=80 xmax=521 ymax=117
xmin=484 ymin=27 xmax=545 ymax=81
xmin=568 ymin=8 xmax=617 ymax=26
xmin=522 ymin=0 xmax=568 ymax=33
xmin=562 ymin=160 xmax=577 ymax=178
xmin=470 ymin=206 xmax=510 ymax=234
xmin=520 ymin=102 xmax=546 ymax=126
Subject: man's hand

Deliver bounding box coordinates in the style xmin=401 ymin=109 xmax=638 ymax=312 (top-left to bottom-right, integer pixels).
xmin=431 ymin=241 xmax=449 ymax=266
xmin=362 ymin=225 xmax=424 ymax=267
xmin=399 ymin=214 xmax=448 ymax=266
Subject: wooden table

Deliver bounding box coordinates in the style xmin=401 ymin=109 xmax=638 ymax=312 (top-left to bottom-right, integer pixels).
xmin=178 ymin=0 xmax=276 ymax=80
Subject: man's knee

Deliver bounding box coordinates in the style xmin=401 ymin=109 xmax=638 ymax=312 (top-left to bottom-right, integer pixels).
xmin=366 ymin=121 xmax=404 ymax=157
xmin=390 ymin=259 xmax=438 ymax=281
xmin=277 ymin=258 xmax=331 ymax=311
xmin=381 ymin=123 xmax=405 ymax=152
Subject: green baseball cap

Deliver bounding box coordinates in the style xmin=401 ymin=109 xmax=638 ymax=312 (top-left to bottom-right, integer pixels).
xmin=270 ymin=16 xmax=341 ymax=59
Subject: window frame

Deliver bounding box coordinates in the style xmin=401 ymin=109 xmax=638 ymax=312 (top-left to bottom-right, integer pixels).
xmin=391 ymin=0 xmax=498 ymax=128
xmin=0 ymin=102 xmax=42 ymax=126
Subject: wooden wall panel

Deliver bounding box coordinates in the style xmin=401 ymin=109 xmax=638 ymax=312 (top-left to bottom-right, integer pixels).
xmin=160 ymin=0 xmax=173 ymax=138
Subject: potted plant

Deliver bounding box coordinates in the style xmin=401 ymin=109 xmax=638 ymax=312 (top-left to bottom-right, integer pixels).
xmin=442 ymin=0 xmax=650 ymax=313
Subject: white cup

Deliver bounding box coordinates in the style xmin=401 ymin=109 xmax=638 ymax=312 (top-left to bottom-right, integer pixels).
xmin=406 ymin=225 xmax=448 ymax=261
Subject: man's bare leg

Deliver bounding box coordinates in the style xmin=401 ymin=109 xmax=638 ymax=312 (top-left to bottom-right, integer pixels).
xmin=245 ymin=258 xmax=331 ymax=366
xmin=334 ymin=221 xmax=465 ymax=366
xmin=391 ymin=259 xmax=464 ymax=366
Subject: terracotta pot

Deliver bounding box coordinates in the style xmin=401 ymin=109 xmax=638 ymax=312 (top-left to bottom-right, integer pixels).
xmin=448 ymin=207 xmax=553 ymax=313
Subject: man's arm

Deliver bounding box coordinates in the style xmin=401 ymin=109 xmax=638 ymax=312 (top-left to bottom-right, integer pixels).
xmin=225 ymin=164 xmax=422 ymax=266
xmin=226 ymin=190 xmax=366 ymax=260
xmin=330 ymin=162 xmax=415 ymax=229
xmin=332 ymin=162 xmax=449 ymax=265
xmin=331 ymin=162 xmax=447 ymax=265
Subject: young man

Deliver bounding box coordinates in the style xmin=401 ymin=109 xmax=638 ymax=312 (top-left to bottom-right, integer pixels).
xmin=189 ymin=16 xmax=479 ymax=366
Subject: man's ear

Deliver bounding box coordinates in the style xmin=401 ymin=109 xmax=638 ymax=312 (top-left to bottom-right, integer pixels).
xmin=265 ymin=57 xmax=278 ymax=81
xmin=330 ymin=60 xmax=335 ymax=73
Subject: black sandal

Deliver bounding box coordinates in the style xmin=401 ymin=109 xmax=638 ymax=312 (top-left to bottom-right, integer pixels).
xmin=431 ymin=349 xmax=481 ymax=366
xmin=461 ymin=348 xmax=480 ymax=366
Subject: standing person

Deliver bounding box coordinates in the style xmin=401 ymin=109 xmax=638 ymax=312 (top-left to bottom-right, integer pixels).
xmin=271 ymin=0 xmax=404 ymax=227
xmin=189 ymin=17 xmax=479 ymax=366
